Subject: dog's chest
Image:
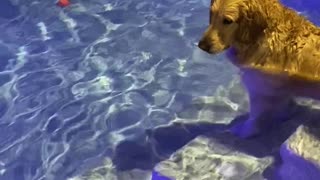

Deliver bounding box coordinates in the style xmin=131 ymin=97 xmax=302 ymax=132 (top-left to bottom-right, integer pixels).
xmin=240 ymin=68 xmax=320 ymax=100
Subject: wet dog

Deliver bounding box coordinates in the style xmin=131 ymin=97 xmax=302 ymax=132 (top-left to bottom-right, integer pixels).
xmin=198 ymin=0 xmax=320 ymax=138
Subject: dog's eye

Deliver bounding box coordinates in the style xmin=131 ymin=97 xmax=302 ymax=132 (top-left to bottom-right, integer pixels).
xmin=222 ymin=18 xmax=233 ymax=25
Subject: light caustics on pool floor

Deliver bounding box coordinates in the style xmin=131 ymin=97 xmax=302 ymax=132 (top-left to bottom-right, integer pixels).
xmin=0 ymin=0 xmax=319 ymax=180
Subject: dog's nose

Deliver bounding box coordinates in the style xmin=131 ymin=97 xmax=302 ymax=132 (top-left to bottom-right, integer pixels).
xmin=198 ymin=40 xmax=210 ymax=52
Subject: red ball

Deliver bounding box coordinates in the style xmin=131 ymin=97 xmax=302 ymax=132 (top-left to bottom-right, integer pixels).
xmin=57 ymin=0 xmax=70 ymax=7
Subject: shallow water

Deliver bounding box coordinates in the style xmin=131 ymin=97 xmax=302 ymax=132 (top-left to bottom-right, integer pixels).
xmin=0 ymin=0 xmax=319 ymax=180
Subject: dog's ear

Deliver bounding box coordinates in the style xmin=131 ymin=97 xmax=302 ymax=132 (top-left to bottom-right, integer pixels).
xmin=209 ymin=0 xmax=214 ymax=24
xmin=235 ymin=2 xmax=268 ymax=43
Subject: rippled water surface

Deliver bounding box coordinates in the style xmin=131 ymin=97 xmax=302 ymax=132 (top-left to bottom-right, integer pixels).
xmin=0 ymin=0 xmax=319 ymax=179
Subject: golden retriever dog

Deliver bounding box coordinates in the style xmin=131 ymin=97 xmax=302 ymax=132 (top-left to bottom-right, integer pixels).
xmin=198 ymin=0 xmax=320 ymax=138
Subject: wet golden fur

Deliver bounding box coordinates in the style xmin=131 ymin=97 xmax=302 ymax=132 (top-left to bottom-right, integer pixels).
xmin=198 ymin=0 xmax=320 ymax=137
xmin=200 ymin=0 xmax=320 ymax=81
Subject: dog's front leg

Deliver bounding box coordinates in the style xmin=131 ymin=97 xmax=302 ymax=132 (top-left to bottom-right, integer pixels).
xmin=230 ymin=71 xmax=297 ymax=138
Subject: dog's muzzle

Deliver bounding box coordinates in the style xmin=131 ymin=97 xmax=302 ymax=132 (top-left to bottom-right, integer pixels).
xmin=198 ymin=40 xmax=211 ymax=52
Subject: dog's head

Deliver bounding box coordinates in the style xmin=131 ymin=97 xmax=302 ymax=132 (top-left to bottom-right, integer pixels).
xmin=198 ymin=0 xmax=268 ymax=54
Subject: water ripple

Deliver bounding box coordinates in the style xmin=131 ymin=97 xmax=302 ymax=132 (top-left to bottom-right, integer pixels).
xmin=0 ymin=0 xmax=318 ymax=179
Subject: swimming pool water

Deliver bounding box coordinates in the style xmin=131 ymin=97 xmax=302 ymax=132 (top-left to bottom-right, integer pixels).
xmin=0 ymin=0 xmax=319 ymax=180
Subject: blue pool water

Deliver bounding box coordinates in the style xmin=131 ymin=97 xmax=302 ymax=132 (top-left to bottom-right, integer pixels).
xmin=0 ymin=0 xmax=319 ymax=180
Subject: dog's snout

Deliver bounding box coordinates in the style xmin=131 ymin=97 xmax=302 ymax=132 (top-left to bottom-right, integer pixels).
xmin=198 ymin=40 xmax=211 ymax=52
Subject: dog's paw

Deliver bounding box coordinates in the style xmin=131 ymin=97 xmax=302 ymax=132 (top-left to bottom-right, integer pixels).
xmin=229 ymin=119 xmax=261 ymax=138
